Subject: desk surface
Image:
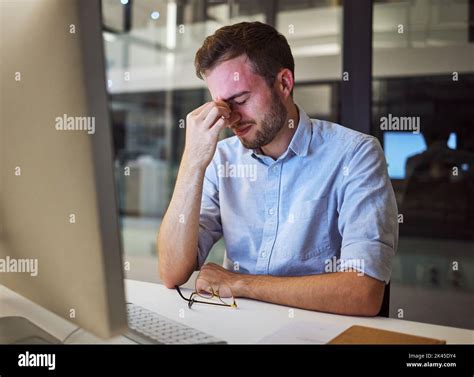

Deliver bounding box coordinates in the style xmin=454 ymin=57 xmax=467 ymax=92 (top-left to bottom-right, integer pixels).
xmin=1 ymin=279 xmax=472 ymax=344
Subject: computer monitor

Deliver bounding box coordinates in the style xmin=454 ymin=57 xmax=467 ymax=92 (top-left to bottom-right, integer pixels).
xmin=0 ymin=0 xmax=127 ymax=340
xmin=383 ymin=131 xmax=457 ymax=179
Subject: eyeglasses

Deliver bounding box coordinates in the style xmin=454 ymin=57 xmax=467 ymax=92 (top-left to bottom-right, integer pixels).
xmin=175 ymin=277 xmax=237 ymax=309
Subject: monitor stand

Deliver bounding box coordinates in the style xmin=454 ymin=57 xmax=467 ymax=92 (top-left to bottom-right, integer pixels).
xmin=0 ymin=316 xmax=61 ymax=344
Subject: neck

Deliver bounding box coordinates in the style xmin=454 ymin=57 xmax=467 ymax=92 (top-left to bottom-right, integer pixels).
xmin=260 ymin=102 xmax=299 ymax=160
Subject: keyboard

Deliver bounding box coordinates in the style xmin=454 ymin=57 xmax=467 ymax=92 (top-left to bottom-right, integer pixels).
xmin=124 ymin=303 xmax=226 ymax=344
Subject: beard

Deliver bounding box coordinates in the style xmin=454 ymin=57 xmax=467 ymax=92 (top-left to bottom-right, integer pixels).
xmin=239 ymin=90 xmax=288 ymax=150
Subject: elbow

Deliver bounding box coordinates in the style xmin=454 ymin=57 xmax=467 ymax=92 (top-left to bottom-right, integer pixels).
xmin=156 ymin=234 xmax=181 ymax=288
xmin=158 ymin=263 xmax=183 ymax=289
xmin=341 ymin=275 xmax=385 ymax=317
xmin=344 ymin=296 xmax=381 ymax=317
xmin=359 ymin=299 xmax=382 ymax=317
xmin=159 ymin=268 xmax=182 ymax=289
xmin=356 ymin=284 xmax=385 ymax=317
xmin=162 ymin=280 xmax=175 ymax=290
xmin=158 ymin=258 xmax=196 ymax=289
xmin=156 ymin=232 xmax=198 ymax=289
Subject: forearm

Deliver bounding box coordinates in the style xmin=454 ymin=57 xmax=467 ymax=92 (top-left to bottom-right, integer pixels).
xmin=158 ymin=153 xmax=206 ymax=287
xmin=237 ymin=272 xmax=384 ymax=316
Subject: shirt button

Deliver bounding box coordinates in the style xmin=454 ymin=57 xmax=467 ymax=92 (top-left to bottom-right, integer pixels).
xmin=272 ymin=166 xmax=278 ymax=173
xmin=261 ymin=250 xmax=267 ymax=258
xmin=268 ymin=208 xmax=275 ymax=215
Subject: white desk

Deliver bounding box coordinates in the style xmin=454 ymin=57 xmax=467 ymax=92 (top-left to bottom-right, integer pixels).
xmin=1 ymin=279 xmax=472 ymax=344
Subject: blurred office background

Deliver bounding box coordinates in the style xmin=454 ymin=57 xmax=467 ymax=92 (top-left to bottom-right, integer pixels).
xmin=101 ymin=0 xmax=474 ymax=329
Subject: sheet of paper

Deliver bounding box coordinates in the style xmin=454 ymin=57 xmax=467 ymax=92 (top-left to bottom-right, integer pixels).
xmin=257 ymin=321 xmax=351 ymax=344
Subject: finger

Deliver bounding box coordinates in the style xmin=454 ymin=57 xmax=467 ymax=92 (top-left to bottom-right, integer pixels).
xmin=199 ymin=101 xmax=230 ymax=121
xmin=205 ymin=104 xmax=231 ymax=123
xmin=209 ymin=117 xmax=226 ymax=137
xmin=203 ymin=105 xmax=231 ymax=128
xmin=193 ymin=101 xmax=215 ymax=117
xmin=196 ymin=277 xmax=213 ymax=294
xmin=214 ymin=99 xmax=230 ymax=109
xmin=194 ymin=102 xmax=212 ymax=112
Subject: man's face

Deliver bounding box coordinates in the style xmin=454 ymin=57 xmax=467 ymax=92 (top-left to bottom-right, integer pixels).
xmin=205 ymin=55 xmax=288 ymax=149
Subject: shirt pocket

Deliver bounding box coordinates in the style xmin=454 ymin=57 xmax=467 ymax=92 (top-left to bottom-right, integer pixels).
xmin=284 ymin=196 xmax=331 ymax=257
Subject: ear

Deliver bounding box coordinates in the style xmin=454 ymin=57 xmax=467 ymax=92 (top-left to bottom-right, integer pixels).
xmin=276 ymin=68 xmax=294 ymax=99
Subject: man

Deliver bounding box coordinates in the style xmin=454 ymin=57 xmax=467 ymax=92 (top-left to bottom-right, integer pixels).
xmin=158 ymin=22 xmax=398 ymax=316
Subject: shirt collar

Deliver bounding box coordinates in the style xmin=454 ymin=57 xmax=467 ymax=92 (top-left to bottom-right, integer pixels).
xmin=287 ymin=105 xmax=312 ymax=157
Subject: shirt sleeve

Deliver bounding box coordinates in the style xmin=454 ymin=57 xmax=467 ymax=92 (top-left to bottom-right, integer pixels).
xmin=337 ymin=135 xmax=399 ymax=283
xmin=196 ymin=160 xmax=223 ymax=268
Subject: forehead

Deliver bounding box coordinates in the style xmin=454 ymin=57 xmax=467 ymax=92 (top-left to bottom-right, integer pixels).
xmin=204 ymin=55 xmax=266 ymax=100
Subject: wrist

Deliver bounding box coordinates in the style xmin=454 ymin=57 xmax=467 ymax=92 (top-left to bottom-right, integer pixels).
xmin=181 ymin=150 xmax=208 ymax=173
xmin=233 ymin=273 xmax=255 ymax=298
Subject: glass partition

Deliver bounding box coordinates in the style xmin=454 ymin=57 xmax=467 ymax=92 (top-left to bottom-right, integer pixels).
xmin=372 ymin=0 xmax=474 ymax=329
xmin=101 ymin=0 xmax=343 ymax=283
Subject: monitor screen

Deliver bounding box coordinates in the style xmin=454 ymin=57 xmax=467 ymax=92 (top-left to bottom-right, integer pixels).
xmin=383 ymin=132 xmax=456 ymax=179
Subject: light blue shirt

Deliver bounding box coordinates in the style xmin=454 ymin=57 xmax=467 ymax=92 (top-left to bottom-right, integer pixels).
xmin=197 ymin=106 xmax=398 ymax=283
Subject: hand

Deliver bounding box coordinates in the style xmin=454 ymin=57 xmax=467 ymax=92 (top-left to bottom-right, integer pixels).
xmin=183 ymin=101 xmax=240 ymax=170
xmin=197 ymin=263 xmax=246 ymax=298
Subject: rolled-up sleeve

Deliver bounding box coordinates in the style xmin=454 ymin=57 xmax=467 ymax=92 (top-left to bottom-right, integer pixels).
xmin=197 ymin=161 xmax=223 ymax=268
xmin=338 ymin=136 xmax=398 ymax=283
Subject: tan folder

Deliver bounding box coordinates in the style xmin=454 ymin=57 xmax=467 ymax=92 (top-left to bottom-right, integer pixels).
xmin=328 ymin=325 xmax=446 ymax=344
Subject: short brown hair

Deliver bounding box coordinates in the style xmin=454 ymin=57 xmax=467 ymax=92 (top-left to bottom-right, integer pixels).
xmin=195 ymin=22 xmax=294 ymax=89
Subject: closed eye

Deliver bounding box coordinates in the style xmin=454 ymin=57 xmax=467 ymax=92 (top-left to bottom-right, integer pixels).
xmin=232 ymin=95 xmax=249 ymax=106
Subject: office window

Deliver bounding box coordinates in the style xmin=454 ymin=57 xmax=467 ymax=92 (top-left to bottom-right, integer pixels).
xmin=372 ymin=0 xmax=474 ymax=329
xmin=278 ymin=0 xmax=342 ymax=122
